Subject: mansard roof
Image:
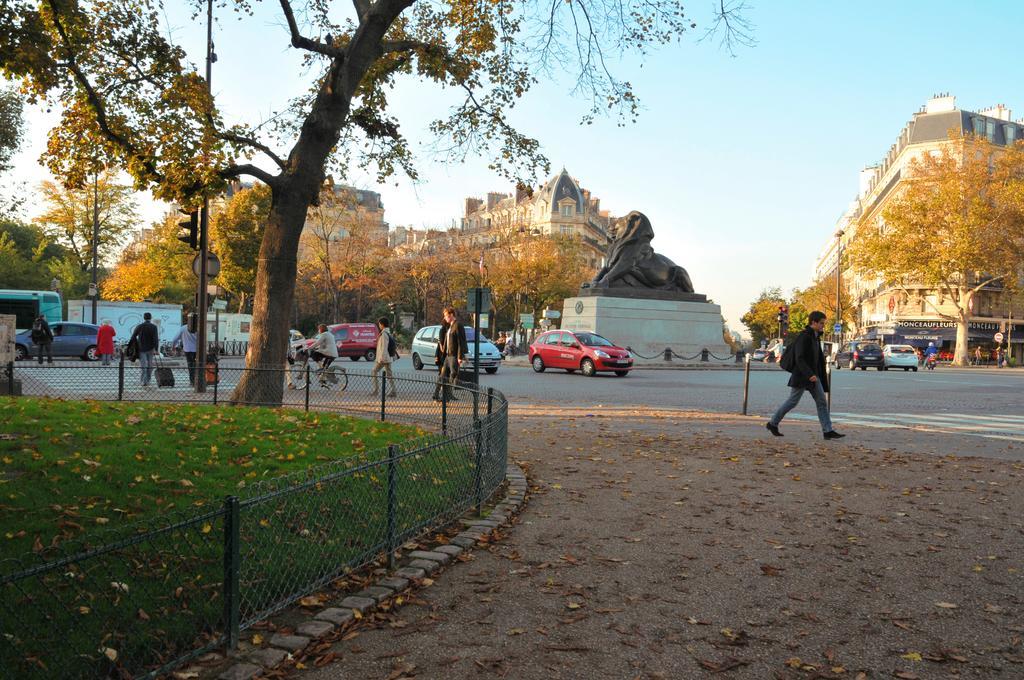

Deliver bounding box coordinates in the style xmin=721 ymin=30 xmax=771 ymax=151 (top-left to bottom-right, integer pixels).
xmin=539 ymin=168 xmax=585 ymax=214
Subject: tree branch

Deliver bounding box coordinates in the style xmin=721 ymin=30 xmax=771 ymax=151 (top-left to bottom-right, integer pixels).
xmin=45 ymin=0 xmax=162 ymax=183
xmin=278 ymin=0 xmax=345 ymax=58
xmin=219 ymin=164 xmax=279 ymax=186
xmin=217 ymin=131 xmax=288 ymax=170
xmin=352 ymin=0 xmax=370 ymax=20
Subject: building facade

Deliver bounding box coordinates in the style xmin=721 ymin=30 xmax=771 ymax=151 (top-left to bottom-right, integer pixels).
xmin=299 ymin=184 xmax=387 ymax=255
xmin=814 ymin=95 xmax=1024 ymax=361
xmin=458 ymin=169 xmax=612 ymax=269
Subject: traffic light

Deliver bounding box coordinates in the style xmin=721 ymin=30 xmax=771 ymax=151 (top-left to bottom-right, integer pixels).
xmin=387 ymin=302 xmax=397 ymax=313
xmin=778 ymin=305 xmax=790 ymax=337
xmin=178 ymin=210 xmax=199 ymax=250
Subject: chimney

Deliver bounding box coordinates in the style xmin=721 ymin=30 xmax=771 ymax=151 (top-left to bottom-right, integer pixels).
xmin=979 ymin=104 xmax=1012 ymax=122
xmin=925 ymin=94 xmax=956 ymax=114
xmin=486 ymin=192 xmax=506 ymax=211
xmin=464 ymin=197 xmax=483 ymax=217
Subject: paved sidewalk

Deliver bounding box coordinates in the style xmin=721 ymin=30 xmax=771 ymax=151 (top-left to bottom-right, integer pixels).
xmin=291 ymin=409 xmax=1024 ymax=679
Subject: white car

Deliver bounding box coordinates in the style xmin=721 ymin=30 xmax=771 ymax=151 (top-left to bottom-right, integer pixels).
xmin=883 ymin=344 xmax=919 ymax=371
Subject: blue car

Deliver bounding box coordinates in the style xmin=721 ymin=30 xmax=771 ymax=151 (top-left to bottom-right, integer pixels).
xmin=15 ymin=322 xmax=102 ymax=361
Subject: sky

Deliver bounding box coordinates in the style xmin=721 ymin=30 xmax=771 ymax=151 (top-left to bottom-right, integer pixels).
xmin=7 ymin=0 xmax=1024 ymax=335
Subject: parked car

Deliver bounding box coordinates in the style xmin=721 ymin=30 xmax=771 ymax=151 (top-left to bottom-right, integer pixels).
xmin=883 ymin=344 xmax=919 ymax=371
xmin=834 ymin=340 xmax=884 ymax=370
xmin=529 ymin=330 xmax=633 ymax=377
xmin=15 ymin=322 xmax=102 ymax=361
xmin=750 ymin=348 xmax=771 ymax=362
xmin=410 ymin=326 xmax=502 ymax=374
xmin=292 ymin=323 xmax=380 ymax=361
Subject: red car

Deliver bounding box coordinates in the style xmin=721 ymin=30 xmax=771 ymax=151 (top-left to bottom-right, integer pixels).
xmin=295 ymin=323 xmax=381 ymax=361
xmin=529 ymin=330 xmax=633 ymax=377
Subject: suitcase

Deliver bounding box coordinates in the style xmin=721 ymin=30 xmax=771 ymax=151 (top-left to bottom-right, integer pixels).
xmin=156 ymin=365 xmax=175 ymax=388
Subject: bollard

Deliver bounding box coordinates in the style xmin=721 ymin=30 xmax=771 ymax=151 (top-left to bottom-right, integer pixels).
xmin=701 ymin=348 xmax=709 ymax=362
xmin=826 ymin=362 xmax=832 ymax=413
xmin=473 ymin=420 xmax=483 ymax=517
xmin=735 ymin=351 xmax=744 ymax=363
xmin=664 ymin=347 xmax=672 ymax=362
xmin=6 ymin=361 xmax=14 ymax=396
xmin=742 ymin=353 xmax=751 ymax=415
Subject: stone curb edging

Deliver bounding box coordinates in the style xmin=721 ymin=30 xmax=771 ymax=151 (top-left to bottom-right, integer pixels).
xmin=211 ymin=463 xmax=528 ymax=680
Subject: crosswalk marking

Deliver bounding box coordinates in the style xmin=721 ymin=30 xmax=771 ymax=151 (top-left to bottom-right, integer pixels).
xmin=789 ymin=411 xmax=1024 ymax=442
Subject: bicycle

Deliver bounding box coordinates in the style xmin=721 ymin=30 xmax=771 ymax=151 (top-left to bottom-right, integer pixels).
xmin=290 ymin=349 xmax=348 ymax=391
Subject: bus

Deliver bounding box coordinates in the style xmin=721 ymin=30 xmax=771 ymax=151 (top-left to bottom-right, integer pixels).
xmin=0 ymin=290 xmax=63 ymax=332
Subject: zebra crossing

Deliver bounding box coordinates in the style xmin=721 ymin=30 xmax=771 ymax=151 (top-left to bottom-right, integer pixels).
xmin=789 ymin=411 xmax=1024 ymax=442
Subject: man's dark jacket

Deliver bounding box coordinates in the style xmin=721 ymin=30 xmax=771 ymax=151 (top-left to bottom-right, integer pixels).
xmin=130 ymin=321 xmax=160 ymax=353
xmin=438 ymin=321 xmax=468 ymax=361
xmin=787 ymin=326 xmax=829 ymax=392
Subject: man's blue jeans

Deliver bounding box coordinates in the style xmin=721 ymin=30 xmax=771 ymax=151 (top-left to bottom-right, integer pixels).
xmin=138 ymin=350 xmax=154 ymax=386
xmin=770 ymin=381 xmax=833 ymax=433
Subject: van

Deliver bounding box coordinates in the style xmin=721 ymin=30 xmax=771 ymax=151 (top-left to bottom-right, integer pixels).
xmin=330 ymin=323 xmax=380 ymax=361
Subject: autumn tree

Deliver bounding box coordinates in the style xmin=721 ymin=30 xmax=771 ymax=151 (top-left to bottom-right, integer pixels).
xmin=210 ymin=184 xmax=269 ymax=313
xmin=792 ymin=275 xmax=854 ymax=332
xmin=101 ymin=258 xmax=163 ymax=301
xmin=741 ymin=287 xmax=787 ymax=345
xmin=2 ymin=0 xmax=748 ymax=404
xmin=847 ymin=134 xmax=1024 ymax=365
xmin=105 ymin=213 xmax=195 ymax=303
xmin=34 ymin=172 xmax=138 ymax=272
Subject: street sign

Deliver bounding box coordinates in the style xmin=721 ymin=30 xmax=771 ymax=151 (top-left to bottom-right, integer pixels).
xmin=466 ymin=287 xmax=491 ymax=314
xmin=211 ymin=298 xmax=227 ymax=311
xmin=833 ymin=323 xmax=842 ymax=334
xmin=543 ymin=309 xmax=561 ymax=319
xmin=877 ymin=325 xmax=896 ymax=335
xmin=995 ymin=332 xmax=1004 ymax=343
xmin=192 ymin=252 xmax=221 ymax=278
xmin=519 ymin=312 xmax=534 ymax=329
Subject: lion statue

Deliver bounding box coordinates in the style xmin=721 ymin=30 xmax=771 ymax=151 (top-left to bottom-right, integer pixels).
xmin=582 ymin=211 xmax=694 ymax=292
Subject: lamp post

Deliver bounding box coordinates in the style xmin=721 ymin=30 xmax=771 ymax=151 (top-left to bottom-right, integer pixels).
xmin=90 ymin=168 xmax=100 ymax=324
xmin=195 ymin=0 xmax=216 ymax=392
xmin=834 ymin=228 xmax=845 ymax=344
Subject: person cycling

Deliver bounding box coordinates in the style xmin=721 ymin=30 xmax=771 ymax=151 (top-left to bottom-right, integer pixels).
xmin=309 ymin=324 xmax=339 ymax=386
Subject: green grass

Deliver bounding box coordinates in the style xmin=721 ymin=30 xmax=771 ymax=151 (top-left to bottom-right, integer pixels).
xmin=0 ymin=397 xmax=488 ymax=679
xmin=0 ymin=398 xmax=424 ymax=558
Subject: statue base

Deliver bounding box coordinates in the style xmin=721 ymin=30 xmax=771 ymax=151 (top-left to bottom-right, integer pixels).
xmin=560 ymin=294 xmax=733 ymax=362
xmin=576 ymin=288 xmax=707 ymax=303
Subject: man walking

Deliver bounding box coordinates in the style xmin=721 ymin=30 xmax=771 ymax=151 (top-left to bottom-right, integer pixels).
xmin=766 ymin=310 xmax=845 ymax=440
xmin=30 ymin=314 xmax=54 ymax=364
xmin=171 ymin=320 xmax=198 ymax=386
xmin=433 ymin=307 xmax=467 ymax=402
xmin=129 ymin=312 xmax=160 ymax=387
xmin=372 ymin=317 xmax=398 ymax=397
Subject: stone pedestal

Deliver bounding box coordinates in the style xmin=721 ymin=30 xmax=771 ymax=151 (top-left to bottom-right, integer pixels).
xmin=560 ymin=294 xmax=732 ymax=362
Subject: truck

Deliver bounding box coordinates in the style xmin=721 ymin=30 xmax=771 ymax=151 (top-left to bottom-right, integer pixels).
xmin=67 ymin=300 xmax=183 ymax=343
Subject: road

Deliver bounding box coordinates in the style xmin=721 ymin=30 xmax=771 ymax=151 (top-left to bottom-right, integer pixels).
xmin=12 ymin=356 xmax=1024 ymax=444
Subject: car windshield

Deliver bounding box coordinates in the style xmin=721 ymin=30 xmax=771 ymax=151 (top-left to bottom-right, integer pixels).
xmin=859 ymin=344 xmax=881 ymax=352
xmin=572 ymin=332 xmax=614 ymax=347
xmin=888 ymin=346 xmax=915 ymax=353
xmin=464 ymin=327 xmax=490 ymax=343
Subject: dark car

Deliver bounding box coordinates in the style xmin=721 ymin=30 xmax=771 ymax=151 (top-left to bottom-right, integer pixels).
xmin=15 ymin=322 xmax=102 ymax=361
xmin=834 ymin=340 xmax=884 ymax=370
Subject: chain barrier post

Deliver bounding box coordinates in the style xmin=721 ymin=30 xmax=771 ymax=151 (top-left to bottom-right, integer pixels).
xmin=473 ymin=419 xmax=483 ymax=517
xmin=117 ymin=353 xmax=125 ymax=401
xmin=387 ymin=443 xmax=398 ymax=570
xmin=441 ymin=388 xmax=448 ymax=435
xmin=664 ymin=347 xmax=671 ymax=362
xmin=303 ymin=364 xmax=310 ymax=412
xmin=742 ymin=352 xmax=751 ymax=415
xmin=222 ymin=495 xmax=240 ymax=650
xmin=701 ymin=348 xmax=709 ymax=362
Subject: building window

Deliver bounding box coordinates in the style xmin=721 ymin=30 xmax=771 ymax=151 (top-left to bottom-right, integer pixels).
xmin=1006 ymin=125 xmax=1018 ymax=144
xmin=972 ymin=117 xmax=985 ymax=136
xmin=986 ymin=120 xmax=996 ymax=141
xmin=560 ymin=204 xmax=574 ymax=217
xmin=560 ymin=225 xmax=574 ymax=236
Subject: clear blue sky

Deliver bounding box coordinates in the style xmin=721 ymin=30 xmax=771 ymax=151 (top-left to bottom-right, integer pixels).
xmin=10 ymin=1 xmax=1024 ymax=334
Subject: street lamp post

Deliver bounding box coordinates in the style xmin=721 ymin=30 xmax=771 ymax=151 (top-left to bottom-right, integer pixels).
xmin=834 ymin=228 xmax=845 ymax=344
xmin=195 ymin=0 xmax=215 ymax=392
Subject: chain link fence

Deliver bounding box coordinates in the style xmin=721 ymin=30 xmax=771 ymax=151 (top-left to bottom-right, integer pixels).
xmin=1 ymin=359 xmax=508 ymax=679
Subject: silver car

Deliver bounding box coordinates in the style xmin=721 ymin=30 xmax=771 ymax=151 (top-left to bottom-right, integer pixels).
xmin=15 ymin=322 xmax=102 ymax=361
xmin=411 ymin=325 xmax=502 ymax=374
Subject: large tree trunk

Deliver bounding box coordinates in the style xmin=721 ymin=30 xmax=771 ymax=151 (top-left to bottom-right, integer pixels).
xmin=952 ymin=296 xmax=970 ymax=366
xmin=230 ymin=189 xmax=308 ymax=405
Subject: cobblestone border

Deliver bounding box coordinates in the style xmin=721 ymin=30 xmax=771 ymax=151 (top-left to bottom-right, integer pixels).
xmin=199 ymin=462 xmax=527 ymax=680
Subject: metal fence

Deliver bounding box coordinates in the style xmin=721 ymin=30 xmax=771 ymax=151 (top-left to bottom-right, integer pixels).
xmin=0 ymin=359 xmax=508 ymax=679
